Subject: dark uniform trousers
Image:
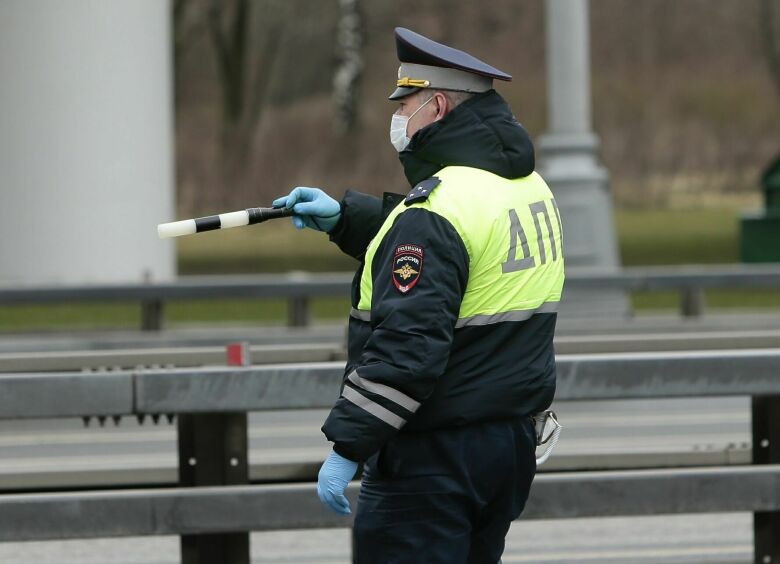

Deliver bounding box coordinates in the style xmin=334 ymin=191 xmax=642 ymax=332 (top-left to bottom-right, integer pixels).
xmin=352 ymin=416 xmax=537 ymax=564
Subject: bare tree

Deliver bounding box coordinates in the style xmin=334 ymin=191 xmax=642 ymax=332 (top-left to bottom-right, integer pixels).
xmin=760 ymin=0 xmax=780 ymax=101
xmin=173 ymin=0 xmax=207 ymax=103
xmin=206 ymin=0 xmax=284 ymax=202
xmin=208 ymin=0 xmax=249 ymax=124
xmin=333 ymin=0 xmax=364 ymax=135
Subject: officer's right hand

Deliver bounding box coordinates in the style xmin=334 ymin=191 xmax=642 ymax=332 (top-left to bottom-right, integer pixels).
xmin=272 ymin=187 xmax=341 ymax=232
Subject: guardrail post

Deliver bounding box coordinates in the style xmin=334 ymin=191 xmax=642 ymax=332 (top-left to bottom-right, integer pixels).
xmin=752 ymin=395 xmax=780 ymax=563
xmin=140 ymin=300 xmax=164 ymax=331
xmin=679 ymin=287 xmax=705 ymax=317
xmin=177 ymin=343 xmax=251 ymax=564
xmin=288 ymin=296 xmax=310 ymax=327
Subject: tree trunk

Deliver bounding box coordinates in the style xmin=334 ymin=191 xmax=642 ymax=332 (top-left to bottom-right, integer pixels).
xmin=333 ymin=0 xmax=364 ymax=136
xmin=760 ymin=0 xmax=780 ymax=101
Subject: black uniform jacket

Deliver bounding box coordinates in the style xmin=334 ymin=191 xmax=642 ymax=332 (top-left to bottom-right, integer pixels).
xmin=322 ymin=90 xmax=557 ymax=463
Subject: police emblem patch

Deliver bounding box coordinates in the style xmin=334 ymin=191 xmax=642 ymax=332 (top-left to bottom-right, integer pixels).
xmin=392 ymin=244 xmax=423 ymax=294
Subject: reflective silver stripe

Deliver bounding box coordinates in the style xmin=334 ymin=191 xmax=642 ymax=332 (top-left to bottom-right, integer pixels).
xmin=342 ymin=386 xmax=405 ymax=429
xmin=347 ymin=370 xmax=420 ymax=413
xmin=455 ymin=302 xmax=559 ymax=328
xmin=502 ymin=208 xmax=535 ymax=273
xmin=350 ymin=308 xmax=371 ymax=322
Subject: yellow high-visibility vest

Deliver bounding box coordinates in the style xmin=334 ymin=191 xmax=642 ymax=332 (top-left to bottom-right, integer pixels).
xmin=356 ymin=166 xmax=565 ymax=326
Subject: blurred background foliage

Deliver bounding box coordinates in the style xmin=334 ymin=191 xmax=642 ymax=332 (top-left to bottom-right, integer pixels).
xmin=173 ymin=0 xmax=779 ymax=217
xmin=4 ymin=0 xmax=780 ymax=331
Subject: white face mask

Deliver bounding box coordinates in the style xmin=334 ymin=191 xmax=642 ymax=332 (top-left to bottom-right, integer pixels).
xmin=389 ymin=96 xmax=434 ymax=152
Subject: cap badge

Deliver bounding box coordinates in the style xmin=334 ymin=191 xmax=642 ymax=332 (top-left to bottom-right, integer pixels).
xmin=397 ymin=77 xmax=430 ymax=88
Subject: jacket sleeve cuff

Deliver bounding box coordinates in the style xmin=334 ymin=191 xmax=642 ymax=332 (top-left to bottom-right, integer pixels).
xmin=328 ymin=190 xmax=383 ymax=260
xmin=332 ymin=442 xmax=362 ymax=463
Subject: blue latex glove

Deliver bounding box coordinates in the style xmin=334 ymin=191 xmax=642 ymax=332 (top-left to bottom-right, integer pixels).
xmin=317 ymin=449 xmax=358 ymax=515
xmin=272 ymin=187 xmax=341 ymax=232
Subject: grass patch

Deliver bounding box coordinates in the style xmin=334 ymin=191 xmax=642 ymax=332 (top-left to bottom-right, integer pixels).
xmin=0 ymin=298 xmax=352 ymax=332
xmin=177 ymin=223 xmax=357 ymax=274
xmin=616 ymin=208 xmax=739 ymax=265
xmin=0 ymin=302 xmax=141 ymax=332
xmin=618 ymin=208 xmax=780 ymax=311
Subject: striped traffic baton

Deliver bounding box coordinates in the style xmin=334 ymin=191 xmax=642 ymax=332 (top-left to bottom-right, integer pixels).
xmin=157 ymin=206 xmax=294 ymax=239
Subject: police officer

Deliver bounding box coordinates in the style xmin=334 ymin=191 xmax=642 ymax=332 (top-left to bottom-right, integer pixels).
xmin=273 ymin=27 xmax=564 ymax=564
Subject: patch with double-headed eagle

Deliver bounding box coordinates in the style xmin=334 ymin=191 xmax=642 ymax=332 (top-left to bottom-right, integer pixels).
xmin=392 ymin=244 xmax=424 ymax=294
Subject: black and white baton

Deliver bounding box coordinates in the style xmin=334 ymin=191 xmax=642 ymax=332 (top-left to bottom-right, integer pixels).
xmin=157 ymin=207 xmax=294 ymax=239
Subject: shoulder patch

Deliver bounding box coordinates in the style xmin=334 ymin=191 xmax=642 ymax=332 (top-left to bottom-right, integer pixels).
xmin=404 ymin=176 xmax=441 ymax=206
xmin=392 ymin=244 xmax=423 ymax=294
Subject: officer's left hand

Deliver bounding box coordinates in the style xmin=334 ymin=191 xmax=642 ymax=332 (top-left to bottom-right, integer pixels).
xmin=317 ymin=449 xmax=358 ymax=515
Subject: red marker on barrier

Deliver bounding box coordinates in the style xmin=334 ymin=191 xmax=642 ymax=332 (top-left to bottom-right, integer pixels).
xmin=226 ymin=342 xmax=251 ymax=367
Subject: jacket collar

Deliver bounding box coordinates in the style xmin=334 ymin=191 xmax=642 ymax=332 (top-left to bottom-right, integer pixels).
xmin=398 ymin=90 xmax=535 ymax=187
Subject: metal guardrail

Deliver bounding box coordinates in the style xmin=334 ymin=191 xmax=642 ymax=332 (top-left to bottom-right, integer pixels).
xmin=2 ymin=350 xmax=780 ymax=562
xmin=1 ymin=264 xmax=779 ymax=329
xmin=0 ymin=341 xmax=760 ymax=491
xmin=3 ymin=329 xmax=780 ymax=372
xmin=2 ymin=465 xmax=779 ymax=541
xmin=0 ymin=343 xmax=346 ymax=373
xmin=3 ymin=350 xmax=780 ymax=419
xmin=0 ymin=272 xmax=353 ymax=329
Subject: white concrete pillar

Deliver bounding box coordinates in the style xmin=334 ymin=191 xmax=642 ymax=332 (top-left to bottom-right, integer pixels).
xmin=539 ymin=0 xmax=627 ymax=316
xmin=546 ymin=0 xmax=592 ymax=135
xmin=0 ymin=0 xmax=175 ymax=286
